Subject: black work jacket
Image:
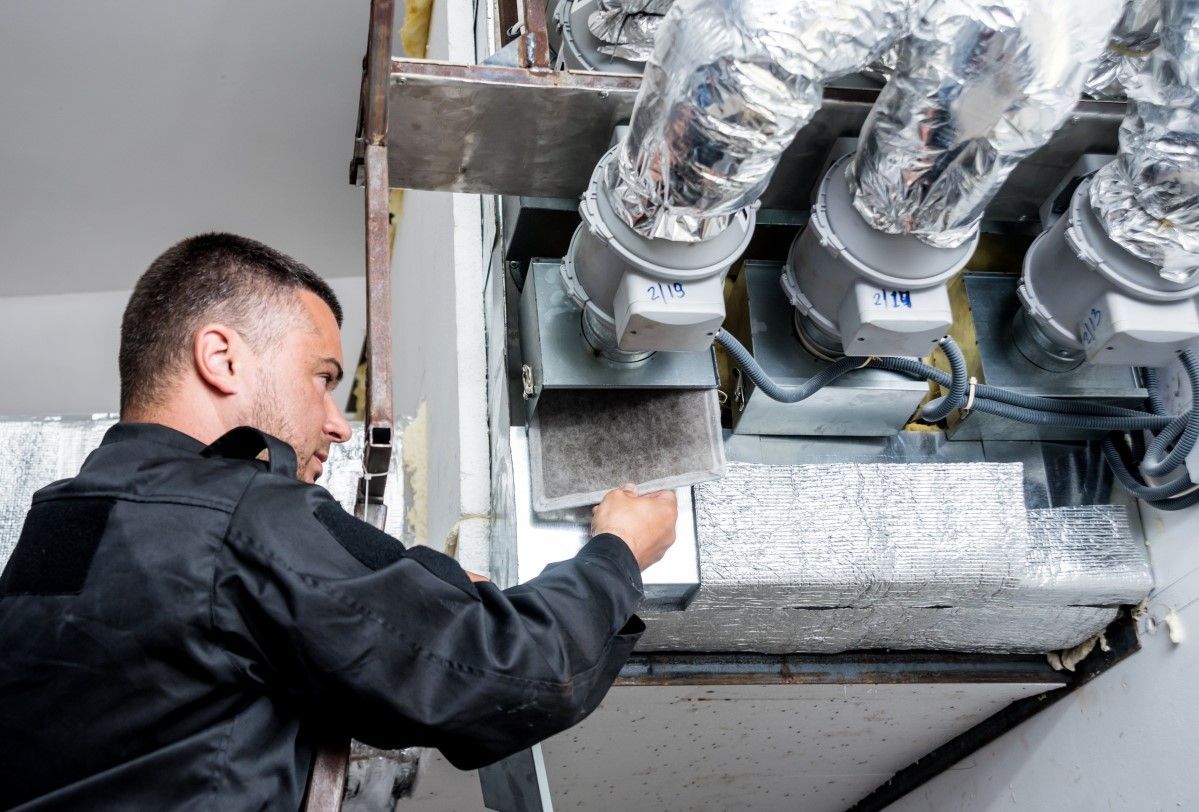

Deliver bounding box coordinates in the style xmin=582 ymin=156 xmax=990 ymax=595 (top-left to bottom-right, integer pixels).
xmin=0 ymin=423 xmax=644 ymax=810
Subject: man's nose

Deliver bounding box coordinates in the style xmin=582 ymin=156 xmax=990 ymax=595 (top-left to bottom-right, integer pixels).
xmin=325 ymin=397 xmax=353 ymax=444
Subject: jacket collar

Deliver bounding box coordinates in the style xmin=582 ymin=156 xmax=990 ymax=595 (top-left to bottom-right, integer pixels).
xmin=100 ymin=423 xmax=207 ymax=456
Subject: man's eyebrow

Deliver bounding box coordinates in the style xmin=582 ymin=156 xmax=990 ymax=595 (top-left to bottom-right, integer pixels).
xmin=321 ymin=358 xmax=345 ymax=383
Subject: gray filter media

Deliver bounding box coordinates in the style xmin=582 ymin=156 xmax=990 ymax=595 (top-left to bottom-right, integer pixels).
xmin=638 ymin=461 xmax=1152 ymax=654
xmin=528 ymin=387 xmax=725 ymax=511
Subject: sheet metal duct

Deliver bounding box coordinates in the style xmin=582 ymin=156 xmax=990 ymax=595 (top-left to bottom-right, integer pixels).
xmin=849 ymin=0 xmax=1123 ymax=248
xmin=1091 ymin=0 xmax=1199 ymax=283
xmin=605 ymin=0 xmax=912 ymax=242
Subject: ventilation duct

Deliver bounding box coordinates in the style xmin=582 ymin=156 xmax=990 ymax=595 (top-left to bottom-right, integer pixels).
xmin=1084 ymin=0 xmax=1161 ymax=99
xmin=605 ymin=0 xmax=913 ymax=243
xmin=1092 ymin=0 xmax=1199 ymax=283
xmin=1019 ymin=0 xmax=1199 ymax=367
xmin=786 ymin=0 xmax=1122 ymax=358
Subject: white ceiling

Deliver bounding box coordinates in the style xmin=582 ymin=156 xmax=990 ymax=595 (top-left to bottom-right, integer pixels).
xmin=0 ymin=0 xmax=383 ymax=296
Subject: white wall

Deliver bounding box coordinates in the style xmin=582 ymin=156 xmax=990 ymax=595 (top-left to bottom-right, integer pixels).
xmin=0 ymin=278 xmax=367 ymax=417
xmin=887 ymin=503 xmax=1199 ymax=811
xmin=0 ymin=0 xmax=372 ymax=298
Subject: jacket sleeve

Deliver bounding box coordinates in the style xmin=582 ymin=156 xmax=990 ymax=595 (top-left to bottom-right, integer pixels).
xmin=210 ymin=474 xmax=645 ymax=769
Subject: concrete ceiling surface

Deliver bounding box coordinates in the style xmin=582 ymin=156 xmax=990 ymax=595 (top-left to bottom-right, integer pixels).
xmin=0 ymin=0 xmax=372 ymax=296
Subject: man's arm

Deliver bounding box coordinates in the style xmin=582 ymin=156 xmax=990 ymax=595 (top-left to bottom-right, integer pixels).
xmin=211 ymin=476 xmax=676 ymax=770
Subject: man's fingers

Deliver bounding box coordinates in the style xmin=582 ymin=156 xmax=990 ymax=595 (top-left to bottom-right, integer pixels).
xmin=619 ymin=482 xmax=639 ymax=496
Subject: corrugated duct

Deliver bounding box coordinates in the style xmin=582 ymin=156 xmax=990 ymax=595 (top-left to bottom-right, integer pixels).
xmin=604 ymin=0 xmax=913 ymax=242
xmin=1091 ymin=0 xmax=1199 ymax=283
xmin=1084 ymin=0 xmax=1161 ymax=99
xmin=849 ymin=0 xmax=1123 ymax=248
xmin=586 ymin=0 xmax=673 ymax=62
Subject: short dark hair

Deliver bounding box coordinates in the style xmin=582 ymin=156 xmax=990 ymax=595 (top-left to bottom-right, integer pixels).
xmin=119 ymin=232 xmax=343 ymax=414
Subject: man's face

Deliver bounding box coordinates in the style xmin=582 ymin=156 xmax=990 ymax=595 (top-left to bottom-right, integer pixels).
xmin=243 ymin=290 xmax=352 ymax=483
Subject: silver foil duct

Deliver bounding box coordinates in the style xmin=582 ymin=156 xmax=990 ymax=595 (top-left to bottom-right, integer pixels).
xmin=587 ymin=0 xmax=673 ymax=62
xmin=1018 ymin=506 xmax=1153 ymax=605
xmin=0 ymin=418 xmax=401 ymax=570
xmin=637 ymin=462 xmax=1152 ymax=654
xmin=606 ymin=0 xmax=912 ymax=242
xmin=1084 ymin=0 xmax=1161 ymax=99
xmin=687 ymin=461 xmax=1030 ymax=610
xmin=849 ymin=0 xmax=1123 ymax=248
xmin=1091 ymin=0 xmax=1199 ymax=283
xmin=638 ymin=606 xmax=1120 ymax=654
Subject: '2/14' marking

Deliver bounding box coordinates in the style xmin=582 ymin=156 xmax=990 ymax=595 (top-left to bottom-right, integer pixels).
xmin=873 ymin=289 xmax=913 ymax=309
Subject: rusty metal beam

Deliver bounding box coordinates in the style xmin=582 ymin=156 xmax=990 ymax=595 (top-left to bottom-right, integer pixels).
xmin=307 ymin=1 xmax=396 ymax=810
xmin=517 ymin=0 xmax=552 ymax=69
xmin=356 ymin=142 xmax=395 ymax=531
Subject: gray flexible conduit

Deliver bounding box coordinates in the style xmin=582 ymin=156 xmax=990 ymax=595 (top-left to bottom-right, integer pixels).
xmin=715 ymin=329 xmax=1197 ymax=503
xmin=714 ymin=330 xmax=865 ymax=403
xmin=919 ymin=337 xmax=968 ymax=422
xmin=1140 ymin=350 xmax=1199 ymax=478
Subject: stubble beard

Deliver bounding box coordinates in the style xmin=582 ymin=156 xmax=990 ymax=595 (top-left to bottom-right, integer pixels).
xmin=240 ymin=376 xmax=310 ymax=480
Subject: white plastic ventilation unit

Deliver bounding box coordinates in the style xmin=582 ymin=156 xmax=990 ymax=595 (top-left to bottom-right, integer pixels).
xmin=784 ymin=0 xmax=1123 ymax=359
xmin=1018 ymin=0 xmax=1199 ymax=369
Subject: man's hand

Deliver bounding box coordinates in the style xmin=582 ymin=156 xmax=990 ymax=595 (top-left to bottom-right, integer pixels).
xmin=466 ymin=571 xmax=489 ymax=583
xmin=591 ymin=484 xmax=678 ymax=571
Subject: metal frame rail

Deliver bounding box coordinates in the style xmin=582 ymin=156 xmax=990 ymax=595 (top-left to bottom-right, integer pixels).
xmin=302 ymin=0 xmax=396 ymax=809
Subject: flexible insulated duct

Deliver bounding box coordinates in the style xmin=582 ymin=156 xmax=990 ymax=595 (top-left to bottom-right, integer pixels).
xmin=586 ymin=0 xmax=673 ymax=62
xmin=1091 ymin=0 xmax=1199 ymax=283
xmin=849 ymin=0 xmax=1123 ymax=248
xmin=605 ymin=0 xmax=913 ymax=242
xmin=1084 ymin=0 xmax=1161 ymax=99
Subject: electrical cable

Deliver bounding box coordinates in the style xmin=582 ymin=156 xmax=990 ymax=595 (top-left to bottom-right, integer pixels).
xmin=714 ymin=329 xmax=1197 ymax=508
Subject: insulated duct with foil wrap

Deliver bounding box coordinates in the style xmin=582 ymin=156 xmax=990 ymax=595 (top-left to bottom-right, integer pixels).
xmin=605 ymin=0 xmax=912 ymax=242
xmin=0 ymin=418 xmax=403 ymax=570
xmin=1084 ymin=0 xmax=1161 ymax=99
xmin=848 ymin=0 xmax=1123 ymax=248
xmin=638 ymin=462 xmax=1152 ymax=654
xmin=1091 ymin=0 xmax=1199 ymax=283
xmin=586 ymin=0 xmax=673 ymax=62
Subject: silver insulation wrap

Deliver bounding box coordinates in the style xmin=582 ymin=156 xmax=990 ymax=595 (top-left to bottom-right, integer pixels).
xmin=1084 ymin=0 xmax=1161 ymax=99
xmin=849 ymin=0 xmax=1123 ymax=248
xmin=587 ymin=0 xmax=673 ymax=62
xmin=1091 ymin=0 xmax=1199 ymax=283
xmin=637 ymin=462 xmax=1151 ymax=654
xmin=606 ymin=0 xmax=912 ymax=242
xmin=0 ymin=418 xmax=404 ymax=570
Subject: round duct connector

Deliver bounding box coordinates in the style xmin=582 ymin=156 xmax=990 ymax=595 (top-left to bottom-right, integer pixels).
xmin=783 ymin=155 xmax=977 ymax=359
xmin=555 ymin=0 xmax=644 ymax=75
xmin=562 ymin=145 xmax=756 ymax=355
xmin=1018 ymin=173 xmax=1199 ymax=368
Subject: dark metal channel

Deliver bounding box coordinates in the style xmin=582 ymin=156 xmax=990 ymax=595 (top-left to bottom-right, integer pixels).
xmin=616 ymin=649 xmax=1068 ymax=688
xmin=845 ymin=609 xmax=1141 ymax=812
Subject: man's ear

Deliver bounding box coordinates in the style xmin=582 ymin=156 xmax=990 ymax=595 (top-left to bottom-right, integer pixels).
xmin=193 ymin=323 xmax=246 ymax=396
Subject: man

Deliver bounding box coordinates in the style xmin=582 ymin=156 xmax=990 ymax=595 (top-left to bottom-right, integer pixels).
xmin=0 ymin=233 xmax=677 ymax=810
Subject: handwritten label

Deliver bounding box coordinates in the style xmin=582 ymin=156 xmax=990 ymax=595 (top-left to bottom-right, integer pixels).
xmin=647 ymin=282 xmax=687 ymax=302
xmin=1080 ymin=307 xmax=1103 ymax=346
xmin=872 ymin=288 xmax=913 ymax=309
